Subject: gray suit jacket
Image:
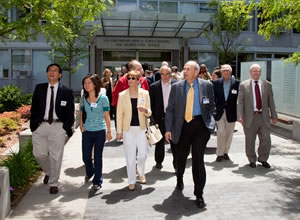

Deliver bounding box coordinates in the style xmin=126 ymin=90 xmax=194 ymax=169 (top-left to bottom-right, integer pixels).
xmin=165 ymin=79 xmax=216 ymax=144
xmin=237 ymin=79 xmax=277 ymax=128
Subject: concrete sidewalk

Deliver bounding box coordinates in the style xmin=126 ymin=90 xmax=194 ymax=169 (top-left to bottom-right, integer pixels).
xmin=7 ymin=122 xmax=300 ymax=220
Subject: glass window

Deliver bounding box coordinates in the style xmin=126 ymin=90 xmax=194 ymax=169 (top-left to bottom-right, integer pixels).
xmin=180 ymin=3 xmax=198 ymax=14
xmin=12 ymin=49 xmax=31 ymax=78
xmin=160 ymin=2 xmax=178 ymax=13
xmin=139 ymin=51 xmax=171 ymax=62
xmin=32 ymin=50 xmax=51 ymax=84
xmin=198 ymin=52 xmax=218 ymax=74
xmin=237 ymin=53 xmax=254 ymax=78
xmin=199 ymin=3 xmax=214 ymax=13
xmin=103 ymin=51 xmax=136 ymax=61
xmin=274 ymin=54 xmax=289 ymax=59
xmin=140 ymin=1 xmax=158 ymax=12
xmin=118 ymin=0 xmax=137 ymax=12
xmin=256 ymin=53 xmax=272 ymax=59
xmin=0 ymin=50 xmax=9 ymax=78
xmin=189 ymin=51 xmax=198 ymax=61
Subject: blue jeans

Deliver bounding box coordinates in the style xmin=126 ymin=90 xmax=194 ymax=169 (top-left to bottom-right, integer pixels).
xmin=82 ymin=130 xmax=105 ymax=185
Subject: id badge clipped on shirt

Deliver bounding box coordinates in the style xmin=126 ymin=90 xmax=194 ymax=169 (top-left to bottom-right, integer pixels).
xmin=91 ymin=103 xmax=97 ymax=108
xmin=231 ymin=89 xmax=237 ymax=95
xmin=203 ymin=97 xmax=209 ymax=104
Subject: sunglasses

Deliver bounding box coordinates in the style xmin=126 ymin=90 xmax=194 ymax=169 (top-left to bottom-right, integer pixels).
xmin=127 ymin=76 xmax=137 ymax=80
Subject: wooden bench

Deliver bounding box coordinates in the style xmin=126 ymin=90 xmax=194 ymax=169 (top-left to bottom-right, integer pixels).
xmin=277 ymin=116 xmax=293 ymax=125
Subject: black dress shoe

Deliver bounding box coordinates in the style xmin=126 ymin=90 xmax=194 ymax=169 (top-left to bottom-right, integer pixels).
xmin=176 ymin=181 xmax=184 ymax=190
xmin=216 ymin=156 xmax=223 ymax=162
xmin=195 ymin=197 xmax=206 ymax=208
xmin=249 ymin=162 xmax=256 ymax=168
xmin=155 ymin=163 xmax=163 ymax=169
xmin=43 ymin=175 xmax=49 ymax=184
xmin=50 ymin=186 xmax=58 ymax=194
xmin=223 ymin=154 xmax=230 ymax=160
xmin=259 ymin=161 xmax=271 ymax=169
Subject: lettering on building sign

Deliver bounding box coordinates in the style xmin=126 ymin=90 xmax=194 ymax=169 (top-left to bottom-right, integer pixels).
xmin=99 ymin=38 xmax=179 ymax=49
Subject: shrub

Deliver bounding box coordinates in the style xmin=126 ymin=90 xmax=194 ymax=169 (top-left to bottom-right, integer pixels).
xmin=21 ymin=93 xmax=32 ymax=105
xmin=0 ymin=137 xmax=5 ymax=148
xmin=0 ymin=111 xmax=21 ymax=122
xmin=0 ymin=118 xmax=19 ymax=135
xmin=0 ymin=139 xmax=40 ymax=194
xmin=0 ymin=85 xmax=22 ymax=112
xmin=16 ymin=105 xmax=31 ymax=119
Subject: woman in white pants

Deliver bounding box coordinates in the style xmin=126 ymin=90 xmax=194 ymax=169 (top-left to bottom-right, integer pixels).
xmin=116 ymin=70 xmax=152 ymax=191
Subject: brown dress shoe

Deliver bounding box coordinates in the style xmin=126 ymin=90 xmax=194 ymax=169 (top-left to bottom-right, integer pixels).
xmin=43 ymin=175 xmax=49 ymax=184
xmin=50 ymin=186 xmax=59 ymax=194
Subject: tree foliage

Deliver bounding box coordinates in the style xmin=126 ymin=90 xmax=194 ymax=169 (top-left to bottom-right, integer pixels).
xmin=205 ymin=0 xmax=255 ymax=64
xmin=257 ymin=0 xmax=300 ymax=64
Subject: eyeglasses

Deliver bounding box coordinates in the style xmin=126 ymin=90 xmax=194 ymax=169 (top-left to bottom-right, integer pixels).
xmin=127 ymin=76 xmax=137 ymax=80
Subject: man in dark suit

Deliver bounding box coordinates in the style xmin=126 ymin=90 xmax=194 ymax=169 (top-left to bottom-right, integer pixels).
xmin=150 ymin=65 xmax=177 ymax=170
xmin=237 ymin=64 xmax=277 ymax=168
xmin=165 ymin=60 xmax=216 ymax=208
xmin=213 ymin=64 xmax=240 ymax=162
xmin=30 ymin=63 xmax=74 ymax=194
xmin=147 ymin=67 xmax=161 ymax=85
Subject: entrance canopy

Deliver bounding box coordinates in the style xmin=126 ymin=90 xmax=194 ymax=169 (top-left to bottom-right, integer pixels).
xmin=96 ymin=11 xmax=211 ymax=38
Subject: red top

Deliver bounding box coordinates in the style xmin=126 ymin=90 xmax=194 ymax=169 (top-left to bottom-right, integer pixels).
xmin=112 ymin=75 xmax=149 ymax=107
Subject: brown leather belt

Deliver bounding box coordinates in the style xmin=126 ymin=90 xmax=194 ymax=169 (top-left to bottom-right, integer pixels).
xmin=254 ymin=111 xmax=262 ymax=114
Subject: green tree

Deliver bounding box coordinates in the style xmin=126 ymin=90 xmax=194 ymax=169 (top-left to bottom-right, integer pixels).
xmin=205 ymin=0 xmax=255 ymax=64
xmin=45 ymin=0 xmax=112 ymax=88
xmin=257 ymin=0 xmax=300 ymax=64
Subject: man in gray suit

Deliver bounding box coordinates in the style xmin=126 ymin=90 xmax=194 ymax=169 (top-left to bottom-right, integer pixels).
xmin=237 ymin=64 xmax=277 ymax=169
xmin=165 ymin=60 xmax=216 ymax=208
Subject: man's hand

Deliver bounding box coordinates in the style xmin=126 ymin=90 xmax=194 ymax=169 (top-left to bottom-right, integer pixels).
xmin=165 ymin=132 xmax=172 ymax=144
xmin=272 ymin=119 xmax=277 ymax=125
xmin=238 ymin=118 xmax=244 ymax=126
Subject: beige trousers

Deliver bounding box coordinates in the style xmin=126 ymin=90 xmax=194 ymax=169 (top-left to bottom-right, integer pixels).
xmin=243 ymin=113 xmax=271 ymax=163
xmin=216 ymin=112 xmax=236 ymax=156
xmin=32 ymin=122 xmax=66 ymax=187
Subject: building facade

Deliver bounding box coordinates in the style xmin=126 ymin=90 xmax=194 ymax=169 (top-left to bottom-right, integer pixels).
xmin=0 ymin=0 xmax=299 ymax=93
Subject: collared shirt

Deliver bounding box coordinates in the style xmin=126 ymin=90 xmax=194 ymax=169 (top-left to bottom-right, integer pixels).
xmin=44 ymin=82 xmax=59 ymax=120
xmin=251 ymin=79 xmax=262 ymax=111
xmin=185 ymin=79 xmax=201 ymax=116
xmin=161 ymin=79 xmax=172 ymax=113
xmin=223 ymin=77 xmax=232 ymax=101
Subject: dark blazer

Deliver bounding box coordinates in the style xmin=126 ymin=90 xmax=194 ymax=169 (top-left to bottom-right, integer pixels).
xmin=149 ymin=79 xmax=177 ymax=127
xmin=213 ymin=77 xmax=240 ymax=122
xmin=30 ymin=82 xmax=75 ymax=137
xmin=165 ymin=79 xmax=216 ymax=144
xmin=147 ymin=72 xmax=161 ymax=86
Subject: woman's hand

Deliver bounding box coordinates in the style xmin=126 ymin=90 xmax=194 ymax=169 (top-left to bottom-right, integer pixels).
xmin=116 ymin=133 xmax=123 ymax=141
xmin=80 ymin=124 xmax=85 ymax=133
xmin=137 ymin=106 xmax=148 ymax=113
xmin=106 ymin=131 xmax=112 ymax=141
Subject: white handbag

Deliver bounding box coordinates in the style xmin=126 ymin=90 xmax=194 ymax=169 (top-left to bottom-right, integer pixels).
xmin=145 ymin=117 xmax=163 ymax=146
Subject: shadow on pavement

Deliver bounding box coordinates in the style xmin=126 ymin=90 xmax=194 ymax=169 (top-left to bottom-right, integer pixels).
xmin=103 ymin=166 xmax=127 ymax=183
xmin=64 ymin=165 xmax=85 ymax=177
xmin=205 ymin=160 xmax=239 ymax=171
xmin=104 ymin=139 xmax=123 ymax=147
xmin=232 ymin=164 xmax=274 ymax=178
xmin=145 ymin=167 xmax=175 ymax=185
xmin=101 ymin=185 xmax=155 ymax=204
xmin=153 ymin=189 xmax=206 ymax=220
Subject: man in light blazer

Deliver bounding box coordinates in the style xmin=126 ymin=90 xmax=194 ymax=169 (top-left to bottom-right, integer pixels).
xmin=165 ymin=60 xmax=216 ymax=208
xmin=213 ymin=64 xmax=240 ymax=162
xmin=30 ymin=63 xmax=74 ymax=194
xmin=150 ymin=65 xmax=177 ymax=170
xmin=237 ymin=63 xmax=277 ymax=169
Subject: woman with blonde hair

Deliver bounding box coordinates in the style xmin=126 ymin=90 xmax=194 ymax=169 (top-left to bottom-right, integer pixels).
xmin=116 ymin=70 xmax=152 ymax=191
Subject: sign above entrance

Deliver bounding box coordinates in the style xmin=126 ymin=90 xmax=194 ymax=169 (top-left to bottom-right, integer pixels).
xmin=97 ymin=37 xmax=180 ymax=50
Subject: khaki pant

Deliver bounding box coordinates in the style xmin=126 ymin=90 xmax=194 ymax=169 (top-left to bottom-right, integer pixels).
xmin=216 ymin=112 xmax=236 ymax=156
xmin=32 ymin=122 xmax=66 ymax=187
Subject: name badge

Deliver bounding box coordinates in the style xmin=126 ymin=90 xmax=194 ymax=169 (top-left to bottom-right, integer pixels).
xmin=203 ymin=97 xmax=209 ymax=104
xmin=91 ymin=103 xmax=97 ymax=108
xmin=139 ymin=98 xmax=146 ymax=106
xmin=60 ymin=101 xmax=67 ymax=106
xmin=231 ymin=89 xmax=237 ymax=94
